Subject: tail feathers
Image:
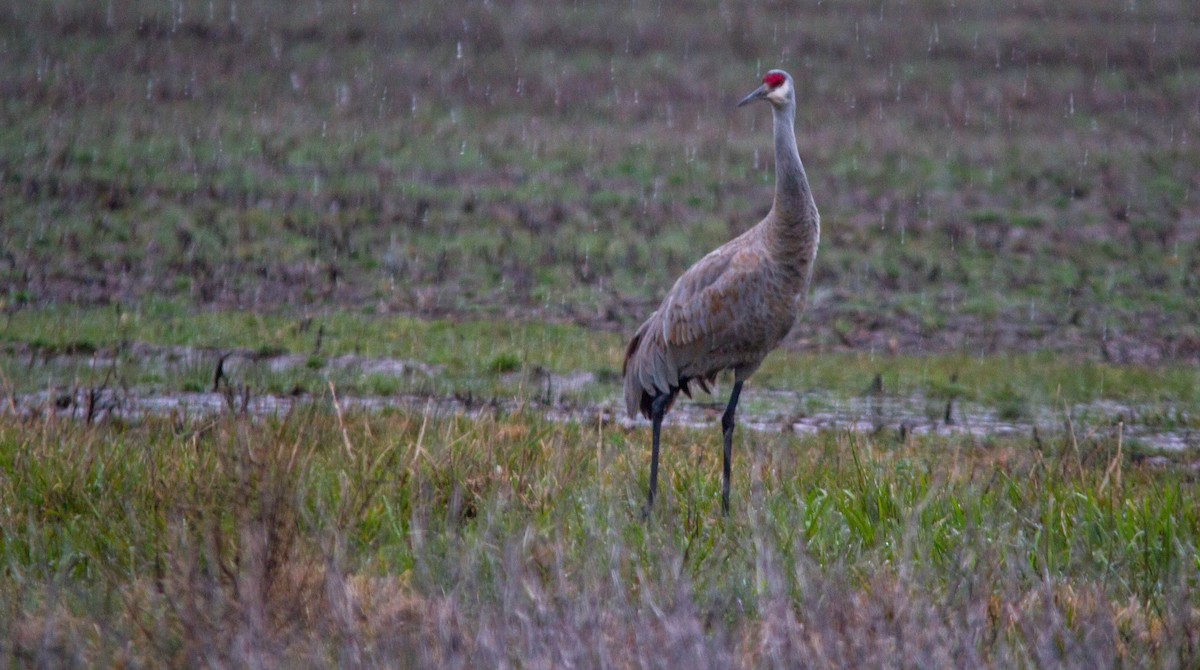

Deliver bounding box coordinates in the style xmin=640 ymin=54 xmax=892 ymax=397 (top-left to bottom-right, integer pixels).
xmin=623 ymin=318 xmax=717 ymax=420
xmin=623 ymin=325 xmax=648 ymax=418
xmin=681 ymin=372 xmax=717 ymax=398
xmin=633 ymin=373 xmax=716 ymax=421
xmin=637 ymin=386 xmax=680 ymax=421
xmin=621 ymin=327 xmax=643 ymax=378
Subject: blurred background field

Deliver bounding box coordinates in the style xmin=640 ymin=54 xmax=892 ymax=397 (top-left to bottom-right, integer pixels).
xmin=2 ymin=0 xmax=1200 ymax=666
xmin=2 ymin=0 xmax=1198 ymax=358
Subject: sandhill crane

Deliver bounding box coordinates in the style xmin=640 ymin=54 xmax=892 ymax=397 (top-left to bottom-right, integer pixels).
xmin=622 ymin=69 xmax=820 ymax=515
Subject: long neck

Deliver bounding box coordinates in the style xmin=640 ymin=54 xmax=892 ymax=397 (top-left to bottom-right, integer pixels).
xmin=766 ymin=103 xmax=819 ymax=265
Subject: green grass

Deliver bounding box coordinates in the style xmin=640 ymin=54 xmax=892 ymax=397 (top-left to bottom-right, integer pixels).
xmin=0 ymin=303 xmax=613 ymax=372
xmin=1 ymin=408 xmax=1197 ymax=666
xmin=2 ymin=0 xmax=1199 ymax=357
xmin=4 ymin=306 xmax=1199 ymax=416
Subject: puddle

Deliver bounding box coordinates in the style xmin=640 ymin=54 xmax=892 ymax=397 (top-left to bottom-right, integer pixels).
xmin=616 ymin=390 xmax=1196 ymax=453
xmin=5 ymin=342 xmax=1194 ymax=452
xmin=7 ymin=385 xmax=1196 ymax=454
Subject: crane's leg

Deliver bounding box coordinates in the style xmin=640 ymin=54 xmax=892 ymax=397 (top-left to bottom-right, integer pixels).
xmin=720 ymin=380 xmax=745 ymax=515
xmin=644 ymin=392 xmax=672 ymax=518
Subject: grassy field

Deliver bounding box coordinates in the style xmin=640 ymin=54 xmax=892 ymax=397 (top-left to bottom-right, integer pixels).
xmin=3 ymin=0 xmax=1199 ymax=356
xmin=2 ymin=409 xmax=1199 ymax=666
xmin=2 ymin=0 xmax=1200 ymax=666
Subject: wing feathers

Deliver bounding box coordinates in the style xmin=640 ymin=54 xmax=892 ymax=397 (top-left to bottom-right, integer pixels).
xmin=622 ymin=229 xmax=790 ymax=419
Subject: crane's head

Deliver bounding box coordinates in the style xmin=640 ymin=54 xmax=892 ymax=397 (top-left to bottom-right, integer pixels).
xmin=737 ymin=69 xmax=793 ymax=109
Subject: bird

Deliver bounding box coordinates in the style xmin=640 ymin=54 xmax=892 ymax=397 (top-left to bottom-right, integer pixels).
xmin=622 ymin=69 xmax=820 ymax=516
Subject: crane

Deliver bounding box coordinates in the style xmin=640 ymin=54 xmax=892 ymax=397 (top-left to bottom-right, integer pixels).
xmin=622 ymin=69 xmax=820 ymax=516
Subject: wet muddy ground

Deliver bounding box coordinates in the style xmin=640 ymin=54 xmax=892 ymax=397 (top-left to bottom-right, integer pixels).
xmin=7 ymin=344 xmax=1195 ymax=457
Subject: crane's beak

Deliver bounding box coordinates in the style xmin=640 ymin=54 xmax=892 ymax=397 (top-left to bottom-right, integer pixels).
xmin=737 ymin=84 xmax=768 ymax=107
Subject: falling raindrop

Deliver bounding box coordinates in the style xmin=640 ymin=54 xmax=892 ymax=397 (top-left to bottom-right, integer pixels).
xmin=456 ymin=41 xmax=463 ymax=60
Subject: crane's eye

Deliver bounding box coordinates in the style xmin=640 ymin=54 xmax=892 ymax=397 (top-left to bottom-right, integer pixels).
xmin=763 ymin=73 xmax=786 ymax=89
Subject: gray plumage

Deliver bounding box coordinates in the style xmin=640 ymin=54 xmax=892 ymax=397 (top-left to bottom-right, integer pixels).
xmin=622 ymin=69 xmax=819 ymax=515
